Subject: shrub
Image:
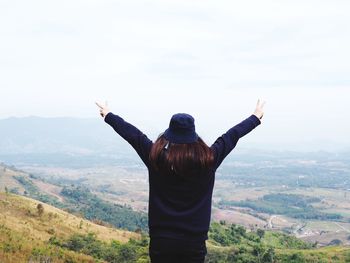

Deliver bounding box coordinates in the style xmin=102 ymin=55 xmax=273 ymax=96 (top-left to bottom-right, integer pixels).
xmin=37 ymin=203 xmax=44 ymax=217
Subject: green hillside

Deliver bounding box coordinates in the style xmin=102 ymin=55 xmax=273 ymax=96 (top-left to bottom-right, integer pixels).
xmin=206 ymin=222 xmax=350 ymax=262
xmin=1 ymin=162 xmax=350 ymax=262
xmin=0 ymin=163 xmax=148 ymax=232
xmin=0 ymin=192 xmax=143 ymax=262
xmin=2 ymin=192 xmax=350 ymax=262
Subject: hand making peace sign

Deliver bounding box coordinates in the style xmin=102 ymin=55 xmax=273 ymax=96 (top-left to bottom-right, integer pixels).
xmin=253 ymin=99 xmax=266 ymax=120
xmin=95 ymin=101 xmax=110 ymax=119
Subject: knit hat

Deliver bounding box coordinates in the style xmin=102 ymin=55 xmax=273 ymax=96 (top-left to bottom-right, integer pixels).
xmin=163 ymin=113 xmax=199 ymax=144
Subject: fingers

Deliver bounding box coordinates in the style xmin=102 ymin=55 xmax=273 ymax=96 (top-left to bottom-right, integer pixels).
xmin=95 ymin=101 xmax=104 ymax=109
xmin=256 ymin=99 xmax=266 ymax=109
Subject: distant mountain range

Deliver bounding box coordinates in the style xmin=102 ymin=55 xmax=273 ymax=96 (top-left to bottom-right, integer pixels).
xmin=0 ymin=116 xmax=124 ymax=154
xmin=1 ymin=116 xmax=349 ymax=167
xmin=0 ymin=116 xmax=143 ymax=167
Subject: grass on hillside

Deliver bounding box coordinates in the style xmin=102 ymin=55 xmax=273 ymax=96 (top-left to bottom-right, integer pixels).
xmin=275 ymin=246 xmax=350 ymax=263
xmin=0 ymin=224 xmax=97 ymax=263
xmin=0 ymin=192 xmax=139 ymax=243
xmin=2 ymin=192 xmax=350 ymax=263
xmin=0 ymin=191 xmax=142 ymax=262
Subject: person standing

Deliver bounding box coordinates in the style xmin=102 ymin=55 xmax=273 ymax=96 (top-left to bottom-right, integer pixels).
xmin=96 ymin=100 xmax=265 ymax=263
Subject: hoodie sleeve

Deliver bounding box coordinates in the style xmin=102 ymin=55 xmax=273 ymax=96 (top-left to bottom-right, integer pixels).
xmin=104 ymin=112 xmax=153 ymax=167
xmin=210 ymin=114 xmax=261 ymax=169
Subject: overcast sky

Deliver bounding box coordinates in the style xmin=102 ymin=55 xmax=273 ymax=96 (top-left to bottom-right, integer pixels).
xmin=0 ymin=0 xmax=349 ymax=151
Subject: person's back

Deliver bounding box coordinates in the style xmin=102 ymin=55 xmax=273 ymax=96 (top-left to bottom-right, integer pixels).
xmin=96 ymin=100 xmax=265 ymax=263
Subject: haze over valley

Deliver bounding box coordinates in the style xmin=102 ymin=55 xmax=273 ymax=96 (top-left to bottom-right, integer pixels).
xmin=1 ymin=117 xmax=350 ymax=248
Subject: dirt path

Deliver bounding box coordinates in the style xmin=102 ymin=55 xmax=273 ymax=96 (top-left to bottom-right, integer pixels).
xmin=334 ymin=222 xmax=350 ymax=233
xmin=268 ymin=215 xmax=277 ymax=229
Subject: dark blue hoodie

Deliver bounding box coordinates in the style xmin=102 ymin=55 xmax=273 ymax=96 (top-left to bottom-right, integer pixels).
xmin=105 ymin=113 xmax=261 ymax=241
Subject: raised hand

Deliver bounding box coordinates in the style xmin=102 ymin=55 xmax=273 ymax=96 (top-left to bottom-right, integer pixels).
xmin=253 ymin=99 xmax=266 ymax=120
xmin=95 ymin=101 xmax=110 ymax=118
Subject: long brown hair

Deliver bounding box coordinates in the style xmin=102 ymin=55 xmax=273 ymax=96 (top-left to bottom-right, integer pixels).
xmin=149 ymin=135 xmax=214 ymax=177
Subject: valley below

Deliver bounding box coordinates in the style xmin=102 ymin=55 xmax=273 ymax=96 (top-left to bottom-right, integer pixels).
xmin=1 ymin=149 xmax=350 ymax=262
xmin=6 ymin=150 xmax=350 ymax=248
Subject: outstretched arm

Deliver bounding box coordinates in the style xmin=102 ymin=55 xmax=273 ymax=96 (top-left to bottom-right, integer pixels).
xmin=211 ymin=99 xmax=265 ymax=169
xmin=96 ymin=101 xmax=153 ymax=167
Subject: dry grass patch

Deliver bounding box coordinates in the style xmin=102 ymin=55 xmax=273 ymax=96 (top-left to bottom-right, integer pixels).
xmin=0 ymin=192 xmax=139 ymax=243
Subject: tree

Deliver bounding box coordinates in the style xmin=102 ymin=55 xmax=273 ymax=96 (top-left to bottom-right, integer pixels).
xmin=37 ymin=203 xmax=44 ymax=216
xmin=117 ymin=244 xmax=137 ymax=262
xmin=328 ymin=239 xmax=342 ymax=246
xmin=262 ymin=247 xmax=275 ymax=262
xmin=257 ymin=229 xmax=265 ymax=240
